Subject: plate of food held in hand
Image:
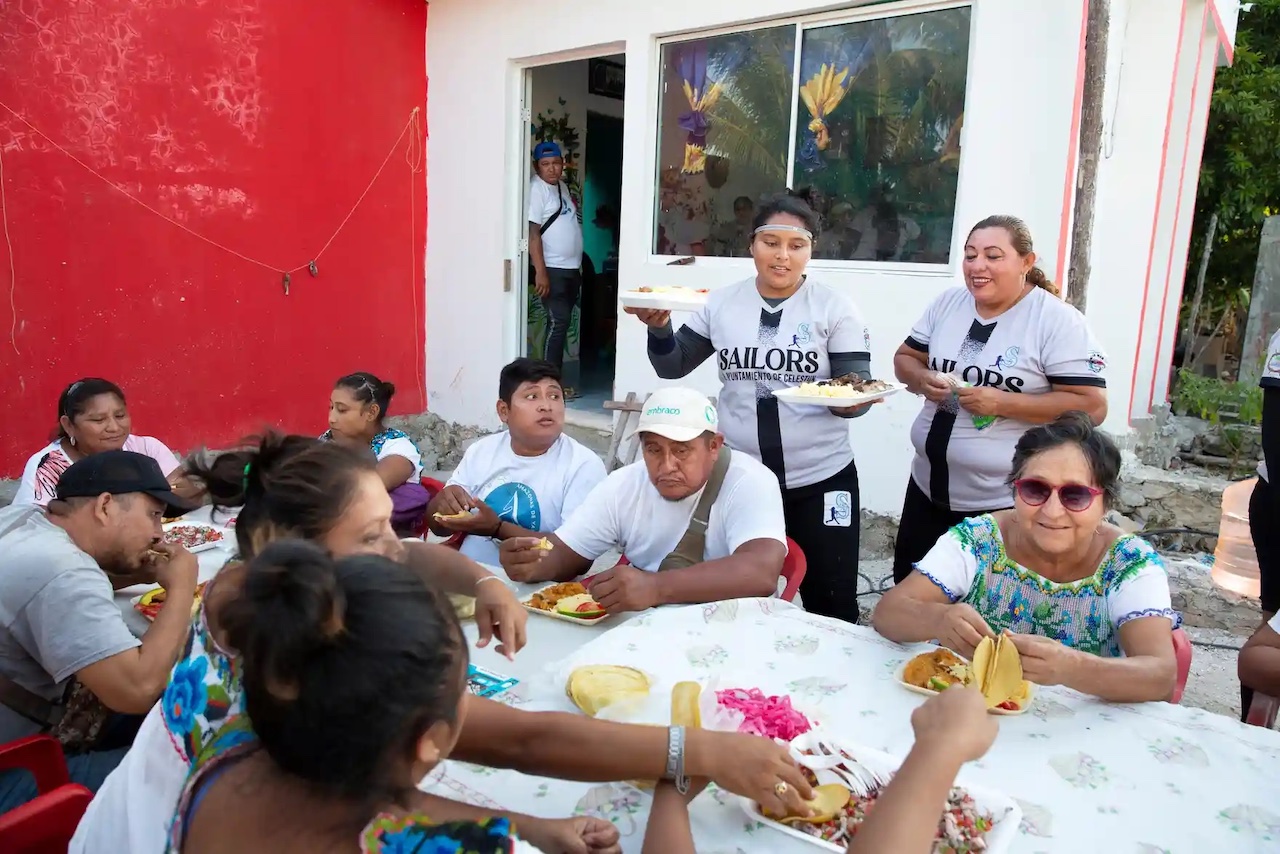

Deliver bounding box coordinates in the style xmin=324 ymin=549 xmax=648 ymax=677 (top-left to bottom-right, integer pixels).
xmin=133 ymin=581 xmax=210 ymax=622
xmin=772 ymin=374 xmax=906 ymax=407
xmin=161 ymin=523 xmax=226 ymax=553
xmin=896 ymin=636 xmax=1036 ymax=715
xmin=742 ymin=730 xmax=1020 ymax=853
xmin=522 ymin=581 xmax=610 ymax=625
xmin=619 ymin=286 xmax=710 ymax=312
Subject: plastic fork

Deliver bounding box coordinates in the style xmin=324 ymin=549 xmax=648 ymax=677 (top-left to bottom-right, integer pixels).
xmin=790 ymin=732 xmax=889 ymax=798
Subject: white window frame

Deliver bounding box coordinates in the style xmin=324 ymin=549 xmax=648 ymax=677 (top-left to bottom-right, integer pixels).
xmin=647 ymin=0 xmax=975 ymax=276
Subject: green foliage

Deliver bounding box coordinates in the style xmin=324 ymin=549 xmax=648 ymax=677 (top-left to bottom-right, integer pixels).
xmin=1185 ymin=1 xmax=1280 ymax=335
xmin=1172 ymin=369 xmax=1263 ymax=424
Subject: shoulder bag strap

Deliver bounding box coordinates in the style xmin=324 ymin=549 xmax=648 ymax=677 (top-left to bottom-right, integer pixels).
xmin=539 ymin=182 xmax=565 ymax=236
xmin=659 ymin=447 xmax=733 ymax=571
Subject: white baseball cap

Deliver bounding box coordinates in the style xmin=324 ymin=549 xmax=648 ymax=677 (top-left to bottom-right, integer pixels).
xmin=626 ymin=387 xmax=719 ymax=443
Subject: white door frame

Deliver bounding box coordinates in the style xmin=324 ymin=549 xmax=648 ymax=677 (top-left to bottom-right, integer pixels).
xmin=505 ymin=45 xmax=625 ymax=365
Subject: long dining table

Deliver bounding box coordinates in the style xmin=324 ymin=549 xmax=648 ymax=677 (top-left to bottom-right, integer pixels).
xmin=427 ymin=596 xmax=1280 ymax=854
xmin=110 ymin=520 xmax=1280 ymax=852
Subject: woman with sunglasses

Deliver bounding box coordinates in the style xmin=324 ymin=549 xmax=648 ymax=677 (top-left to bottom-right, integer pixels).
xmin=874 ymin=412 xmax=1179 ymax=703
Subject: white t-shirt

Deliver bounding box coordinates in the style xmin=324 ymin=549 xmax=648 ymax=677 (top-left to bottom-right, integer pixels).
xmin=528 ymin=178 xmax=582 ymax=270
xmin=905 ymin=286 xmax=1108 ymax=511
xmin=13 ymin=435 xmax=181 ymax=508
xmin=372 ymin=429 xmax=424 ymax=484
xmin=684 ymin=277 xmax=870 ymax=490
xmin=555 ymin=452 xmax=787 ymax=571
xmin=1258 ymin=329 xmax=1280 ymax=481
xmin=447 ymin=433 xmax=606 ymax=567
xmin=320 ymin=429 xmax=423 ymax=487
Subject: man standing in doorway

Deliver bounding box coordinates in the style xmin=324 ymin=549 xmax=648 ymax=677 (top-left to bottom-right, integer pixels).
xmin=528 ymin=141 xmax=583 ymax=398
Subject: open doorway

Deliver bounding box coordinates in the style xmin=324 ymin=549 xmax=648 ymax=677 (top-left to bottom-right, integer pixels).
xmin=523 ymin=55 xmax=624 ymax=413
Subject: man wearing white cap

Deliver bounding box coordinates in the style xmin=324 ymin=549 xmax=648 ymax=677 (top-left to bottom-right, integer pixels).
xmin=499 ymin=387 xmax=787 ymax=613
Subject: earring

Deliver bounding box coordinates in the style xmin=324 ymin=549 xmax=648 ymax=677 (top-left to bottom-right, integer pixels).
xmin=69 ymin=436 xmax=76 ymax=448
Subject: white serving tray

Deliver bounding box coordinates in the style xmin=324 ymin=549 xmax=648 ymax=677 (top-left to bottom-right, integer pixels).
xmin=772 ymin=382 xmax=907 ymax=407
xmin=740 ymin=731 xmax=1021 ymax=853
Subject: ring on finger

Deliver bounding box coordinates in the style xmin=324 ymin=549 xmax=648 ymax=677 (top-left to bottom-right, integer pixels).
xmin=774 ymin=781 xmax=789 ymax=796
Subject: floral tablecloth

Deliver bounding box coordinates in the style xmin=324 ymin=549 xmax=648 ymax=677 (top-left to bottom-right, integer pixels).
xmin=422 ymin=598 xmax=1280 ymax=853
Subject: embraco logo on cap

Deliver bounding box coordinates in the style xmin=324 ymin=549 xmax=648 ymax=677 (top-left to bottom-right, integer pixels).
xmin=646 ymin=405 xmax=683 ymax=417
xmin=704 ymin=406 xmax=715 ymax=423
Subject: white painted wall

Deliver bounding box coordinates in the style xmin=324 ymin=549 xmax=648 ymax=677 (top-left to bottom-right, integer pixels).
xmin=424 ymin=0 xmax=1234 ymax=513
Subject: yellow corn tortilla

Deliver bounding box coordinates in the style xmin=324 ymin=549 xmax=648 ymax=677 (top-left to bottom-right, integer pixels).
xmin=670 ymin=681 xmax=701 ymax=729
xmin=971 ymin=635 xmax=1025 ymax=708
xmin=566 ymin=665 xmax=650 ymax=717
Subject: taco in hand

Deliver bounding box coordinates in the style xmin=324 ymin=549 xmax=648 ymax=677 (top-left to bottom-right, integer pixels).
xmin=971 ymin=635 xmax=1030 ymax=710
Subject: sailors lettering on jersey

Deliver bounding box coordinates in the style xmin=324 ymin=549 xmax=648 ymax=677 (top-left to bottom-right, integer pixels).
xmin=627 ymin=189 xmax=877 ymax=625
xmin=890 ymin=215 xmax=1110 ymax=585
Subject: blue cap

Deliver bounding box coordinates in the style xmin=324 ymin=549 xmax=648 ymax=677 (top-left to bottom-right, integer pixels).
xmin=533 ymin=141 xmax=563 ymax=160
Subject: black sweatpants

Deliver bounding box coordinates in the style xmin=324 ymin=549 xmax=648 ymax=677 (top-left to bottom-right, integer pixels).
xmin=541 ymin=268 xmax=581 ymax=371
xmin=1241 ymin=475 xmax=1280 ymax=721
xmin=783 ymin=459 xmax=861 ymax=624
xmin=892 ymin=477 xmax=1010 ymax=584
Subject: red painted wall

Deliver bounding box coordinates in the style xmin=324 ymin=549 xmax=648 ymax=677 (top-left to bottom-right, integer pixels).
xmin=0 ymin=0 xmax=428 ymax=475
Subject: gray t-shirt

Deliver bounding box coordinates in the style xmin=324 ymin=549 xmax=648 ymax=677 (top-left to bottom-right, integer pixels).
xmin=0 ymin=505 xmax=140 ymax=742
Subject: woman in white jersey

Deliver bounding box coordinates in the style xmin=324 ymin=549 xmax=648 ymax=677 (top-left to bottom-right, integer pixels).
xmin=890 ymin=215 xmax=1108 ymax=584
xmin=322 ymin=371 xmax=431 ymax=534
xmin=1240 ymin=327 xmax=1280 ymax=720
xmin=630 ymin=190 xmax=877 ymax=624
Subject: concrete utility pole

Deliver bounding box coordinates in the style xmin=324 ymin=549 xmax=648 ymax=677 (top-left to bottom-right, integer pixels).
xmin=1066 ymin=0 xmax=1110 ymax=313
xmin=1240 ymin=216 xmax=1280 ymax=386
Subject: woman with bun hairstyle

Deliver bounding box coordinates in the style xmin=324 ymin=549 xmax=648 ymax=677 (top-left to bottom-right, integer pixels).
xmin=73 ymin=434 xmax=816 ymax=854
xmin=322 ymin=371 xmax=431 ymax=533
xmin=168 ymin=541 xmax=630 ymax=852
xmin=630 ymin=189 xmax=879 ymax=625
xmin=891 ymin=215 xmax=1109 ymax=585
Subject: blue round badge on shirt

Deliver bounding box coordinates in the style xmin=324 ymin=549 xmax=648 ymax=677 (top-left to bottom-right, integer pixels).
xmin=483 ymin=482 xmax=541 ymax=531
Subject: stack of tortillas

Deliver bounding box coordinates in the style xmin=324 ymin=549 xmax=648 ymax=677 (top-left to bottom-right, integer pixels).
xmin=566 ymin=665 xmax=651 ymax=717
xmin=970 ymin=635 xmax=1026 ymax=708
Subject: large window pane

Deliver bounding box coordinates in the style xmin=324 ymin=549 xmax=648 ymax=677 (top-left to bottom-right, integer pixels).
xmin=654 ymin=27 xmax=795 ymax=256
xmin=795 ymin=8 xmax=971 ymax=263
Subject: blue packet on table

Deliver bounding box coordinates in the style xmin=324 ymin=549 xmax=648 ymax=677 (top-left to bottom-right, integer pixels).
xmin=467 ymin=664 xmax=519 ymax=698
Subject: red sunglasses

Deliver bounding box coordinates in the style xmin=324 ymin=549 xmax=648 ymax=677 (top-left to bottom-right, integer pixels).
xmin=1013 ymin=478 xmax=1103 ymax=512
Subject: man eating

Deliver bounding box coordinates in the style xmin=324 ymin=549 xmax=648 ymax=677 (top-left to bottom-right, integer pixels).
xmin=426 ymin=358 xmax=606 ymax=566
xmin=0 ymin=451 xmax=199 ymax=810
xmin=499 ymin=387 xmax=786 ymax=613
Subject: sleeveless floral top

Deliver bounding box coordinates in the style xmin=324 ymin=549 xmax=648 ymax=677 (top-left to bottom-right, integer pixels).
xmin=167 ymin=717 xmax=520 ymax=853
xmin=915 ymin=514 xmax=1181 ymax=657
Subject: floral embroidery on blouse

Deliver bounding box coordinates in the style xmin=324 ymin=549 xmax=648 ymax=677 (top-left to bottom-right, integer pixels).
xmin=319 ymin=428 xmax=421 ymax=459
xmin=359 ymin=813 xmax=516 ymax=854
xmin=161 ymin=576 xmax=243 ymax=765
xmin=943 ymin=515 xmax=1180 ymax=657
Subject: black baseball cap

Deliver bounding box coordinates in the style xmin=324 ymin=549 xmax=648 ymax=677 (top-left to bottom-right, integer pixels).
xmin=55 ymin=450 xmax=198 ymax=517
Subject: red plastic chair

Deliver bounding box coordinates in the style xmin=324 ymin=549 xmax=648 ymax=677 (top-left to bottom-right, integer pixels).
xmin=0 ymin=735 xmax=92 ymax=854
xmin=617 ymin=537 xmax=807 ymax=603
xmin=1169 ymin=628 xmax=1193 ymax=704
xmin=0 ymin=785 xmax=93 ymax=854
xmin=416 ymin=476 xmax=465 ymax=549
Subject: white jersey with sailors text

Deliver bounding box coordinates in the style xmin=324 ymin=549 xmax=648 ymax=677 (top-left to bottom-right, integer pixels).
xmin=904 ymin=286 xmax=1108 ymax=512
xmin=684 ymin=277 xmax=870 ymax=490
xmin=1259 ymin=328 xmax=1280 ymax=481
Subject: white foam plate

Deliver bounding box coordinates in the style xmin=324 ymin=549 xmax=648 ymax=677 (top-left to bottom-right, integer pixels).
xmin=620 ymin=290 xmax=708 ymax=312
xmin=161 ymin=522 xmax=228 ymax=554
xmin=893 ymin=654 xmax=1036 ymax=716
xmin=521 ymin=584 xmax=611 ymax=626
xmin=772 ymin=382 xmax=907 ymax=407
xmin=740 ymin=732 xmax=1021 ymax=853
